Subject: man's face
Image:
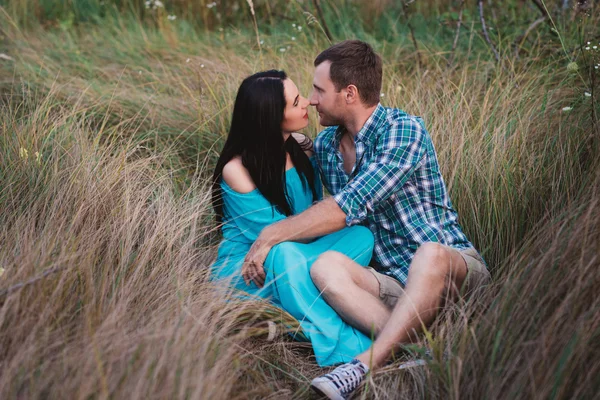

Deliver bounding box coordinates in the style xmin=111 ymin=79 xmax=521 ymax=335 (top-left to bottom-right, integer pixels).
xmin=310 ymin=61 xmax=346 ymax=127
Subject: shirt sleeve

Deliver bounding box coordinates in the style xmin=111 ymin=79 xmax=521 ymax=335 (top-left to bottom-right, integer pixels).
xmin=333 ymin=118 xmax=427 ymax=226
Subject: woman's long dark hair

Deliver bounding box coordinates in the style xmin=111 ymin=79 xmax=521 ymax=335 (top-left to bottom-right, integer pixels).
xmin=212 ymin=70 xmax=318 ymax=223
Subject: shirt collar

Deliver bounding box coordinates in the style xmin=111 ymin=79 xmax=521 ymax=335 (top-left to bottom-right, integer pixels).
xmin=334 ymin=103 xmax=386 ymax=146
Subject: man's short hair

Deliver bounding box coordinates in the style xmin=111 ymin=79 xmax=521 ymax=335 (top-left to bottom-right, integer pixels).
xmin=314 ymin=40 xmax=383 ymax=106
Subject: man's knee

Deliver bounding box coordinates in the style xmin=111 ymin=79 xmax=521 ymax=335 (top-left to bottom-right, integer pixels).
xmin=410 ymin=242 xmax=453 ymax=282
xmin=310 ymin=251 xmax=351 ymax=291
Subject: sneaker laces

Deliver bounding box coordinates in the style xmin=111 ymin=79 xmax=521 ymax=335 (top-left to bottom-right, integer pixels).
xmin=323 ymin=359 xmax=369 ymax=396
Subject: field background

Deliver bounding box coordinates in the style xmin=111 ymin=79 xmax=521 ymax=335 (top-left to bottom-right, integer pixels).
xmin=0 ymin=0 xmax=599 ymax=399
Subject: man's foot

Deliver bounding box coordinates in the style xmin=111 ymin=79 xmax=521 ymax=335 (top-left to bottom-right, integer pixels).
xmin=310 ymin=359 xmax=369 ymax=400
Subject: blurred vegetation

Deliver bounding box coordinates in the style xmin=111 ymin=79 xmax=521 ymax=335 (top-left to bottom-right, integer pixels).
xmin=0 ymin=0 xmax=599 ymax=399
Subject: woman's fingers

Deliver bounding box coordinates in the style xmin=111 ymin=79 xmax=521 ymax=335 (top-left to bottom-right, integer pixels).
xmin=250 ymin=262 xmax=266 ymax=288
xmin=242 ymin=255 xmax=267 ymax=287
xmin=253 ymin=270 xmax=265 ymax=288
xmin=242 ymin=262 xmax=252 ymax=286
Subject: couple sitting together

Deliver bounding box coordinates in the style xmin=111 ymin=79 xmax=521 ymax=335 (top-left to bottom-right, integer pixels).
xmin=210 ymin=40 xmax=491 ymax=400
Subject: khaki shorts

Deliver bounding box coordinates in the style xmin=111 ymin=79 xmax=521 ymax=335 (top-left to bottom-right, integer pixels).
xmin=367 ymin=247 xmax=491 ymax=308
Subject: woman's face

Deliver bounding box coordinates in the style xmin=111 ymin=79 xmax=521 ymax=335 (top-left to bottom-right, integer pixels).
xmin=281 ymin=78 xmax=310 ymax=135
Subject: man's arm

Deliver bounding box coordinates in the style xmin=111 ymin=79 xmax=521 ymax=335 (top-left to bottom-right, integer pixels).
xmin=264 ymin=196 xmax=345 ymax=244
xmin=243 ymin=118 xmax=427 ymax=287
xmin=242 ymin=197 xmax=346 ymax=287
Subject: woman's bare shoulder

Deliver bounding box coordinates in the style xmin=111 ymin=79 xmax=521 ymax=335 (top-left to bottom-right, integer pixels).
xmin=222 ymin=157 xmax=256 ymax=193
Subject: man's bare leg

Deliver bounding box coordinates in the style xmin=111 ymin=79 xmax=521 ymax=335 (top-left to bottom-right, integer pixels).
xmin=354 ymin=242 xmax=468 ymax=367
xmin=310 ymin=251 xmax=391 ymax=336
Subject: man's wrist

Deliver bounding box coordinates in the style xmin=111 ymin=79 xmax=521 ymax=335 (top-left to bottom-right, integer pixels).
xmin=259 ymin=225 xmax=280 ymax=247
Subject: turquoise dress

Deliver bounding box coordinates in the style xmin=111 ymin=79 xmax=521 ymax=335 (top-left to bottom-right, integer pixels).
xmin=211 ymin=159 xmax=375 ymax=366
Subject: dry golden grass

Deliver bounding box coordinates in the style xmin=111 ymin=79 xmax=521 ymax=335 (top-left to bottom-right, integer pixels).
xmin=1 ymin=3 xmax=599 ymax=399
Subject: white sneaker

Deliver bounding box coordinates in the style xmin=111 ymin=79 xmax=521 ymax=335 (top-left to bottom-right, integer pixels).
xmin=310 ymin=359 xmax=369 ymax=400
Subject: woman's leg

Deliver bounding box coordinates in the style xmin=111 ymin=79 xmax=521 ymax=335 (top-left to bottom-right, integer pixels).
xmin=263 ymin=226 xmax=376 ymax=366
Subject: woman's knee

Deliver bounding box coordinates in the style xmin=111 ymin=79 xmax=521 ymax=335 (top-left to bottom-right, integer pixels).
xmin=347 ymin=226 xmax=375 ymax=246
xmin=267 ymin=241 xmax=300 ymax=264
xmin=328 ymin=226 xmax=375 ymax=263
xmin=264 ymin=242 xmax=304 ymax=277
xmin=270 ymin=241 xmax=299 ymax=254
xmin=337 ymin=226 xmax=374 ymax=252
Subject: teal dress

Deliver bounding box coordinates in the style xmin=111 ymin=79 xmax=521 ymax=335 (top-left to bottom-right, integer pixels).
xmin=211 ymin=159 xmax=375 ymax=366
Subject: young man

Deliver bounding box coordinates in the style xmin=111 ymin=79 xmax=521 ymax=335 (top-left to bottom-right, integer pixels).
xmin=242 ymin=40 xmax=491 ymax=400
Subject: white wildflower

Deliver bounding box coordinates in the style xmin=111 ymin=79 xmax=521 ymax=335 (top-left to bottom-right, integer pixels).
xmin=279 ymin=47 xmax=286 ymax=53
xmin=167 ymin=15 xmax=177 ymax=21
xmin=145 ymin=0 xmax=163 ymax=9
xmin=562 ymin=106 xmax=572 ymax=112
xmin=380 ymin=93 xmax=385 ymax=97
xmin=186 ymin=58 xmax=190 ymax=63
xmin=594 ymin=46 xmax=598 ymax=50
xmin=207 ymin=2 xmax=217 ymax=8
xmin=260 ymin=40 xmax=264 ymax=45
xmin=200 ymin=64 xmax=205 ymax=68
xmin=292 ymin=23 xmax=296 ymax=27
xmin=584 ymin=92 xmax=592 ymax=97
xmin=586 ymin=47 xmax=591 ymax=50
xmin=291 ymin=36 xmax=296 ymax=41
xmin=298 ymin=26 xmax=302 ymax=31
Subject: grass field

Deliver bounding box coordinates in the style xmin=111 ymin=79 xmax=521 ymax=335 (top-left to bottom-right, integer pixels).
xmin=1 ymin=1 xmax=599 ymax=398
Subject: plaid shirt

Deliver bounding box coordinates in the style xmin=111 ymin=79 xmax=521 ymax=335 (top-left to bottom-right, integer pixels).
xmin=314 ymin=104 xmax=474 ymax=285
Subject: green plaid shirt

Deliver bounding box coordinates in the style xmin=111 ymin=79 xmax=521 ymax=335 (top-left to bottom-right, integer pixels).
xmin=314 ymin=104 xmax=474 ymax=285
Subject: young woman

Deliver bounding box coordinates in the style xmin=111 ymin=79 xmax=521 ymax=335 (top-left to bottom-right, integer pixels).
xmin=211 ymin=70 xmax=374 ymax=367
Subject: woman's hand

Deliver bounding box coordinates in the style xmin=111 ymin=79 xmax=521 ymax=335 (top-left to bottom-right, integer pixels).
xmin=242 ymin=238 xmax=273 ymax=288
xmin=291 ymin=132 xmax=314 ymax=155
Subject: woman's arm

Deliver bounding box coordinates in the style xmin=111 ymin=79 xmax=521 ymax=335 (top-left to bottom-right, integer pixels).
xmin=222 ymin=156 xmax=256 ymax=193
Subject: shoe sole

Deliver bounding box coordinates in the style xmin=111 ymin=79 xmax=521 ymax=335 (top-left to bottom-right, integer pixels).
xmin=310 ymin=385 xmax=327 ymax=398
xmin=310 ymin=382 xmax=344 ymax=400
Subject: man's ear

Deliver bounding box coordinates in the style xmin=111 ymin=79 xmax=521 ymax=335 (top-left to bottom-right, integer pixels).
xmin=344 ymin=85 xmax=359 ymax=104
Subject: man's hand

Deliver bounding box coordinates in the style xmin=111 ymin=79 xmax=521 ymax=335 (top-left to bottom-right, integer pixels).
xmin=241 ymin=198 xmax=347 ymax=287
xmin=242 ymin=238 xmax=273 ymax=288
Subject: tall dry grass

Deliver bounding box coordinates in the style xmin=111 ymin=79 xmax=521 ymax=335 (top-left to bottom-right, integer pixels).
xmin=1 ymin=2 xmax=599 ymax=399
xmin=0 ymin=89 xmax=312 ymax=399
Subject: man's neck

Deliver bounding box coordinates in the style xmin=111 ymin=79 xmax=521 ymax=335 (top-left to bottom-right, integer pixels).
xmin=343 ymin=104 xmax=378 ymax=137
